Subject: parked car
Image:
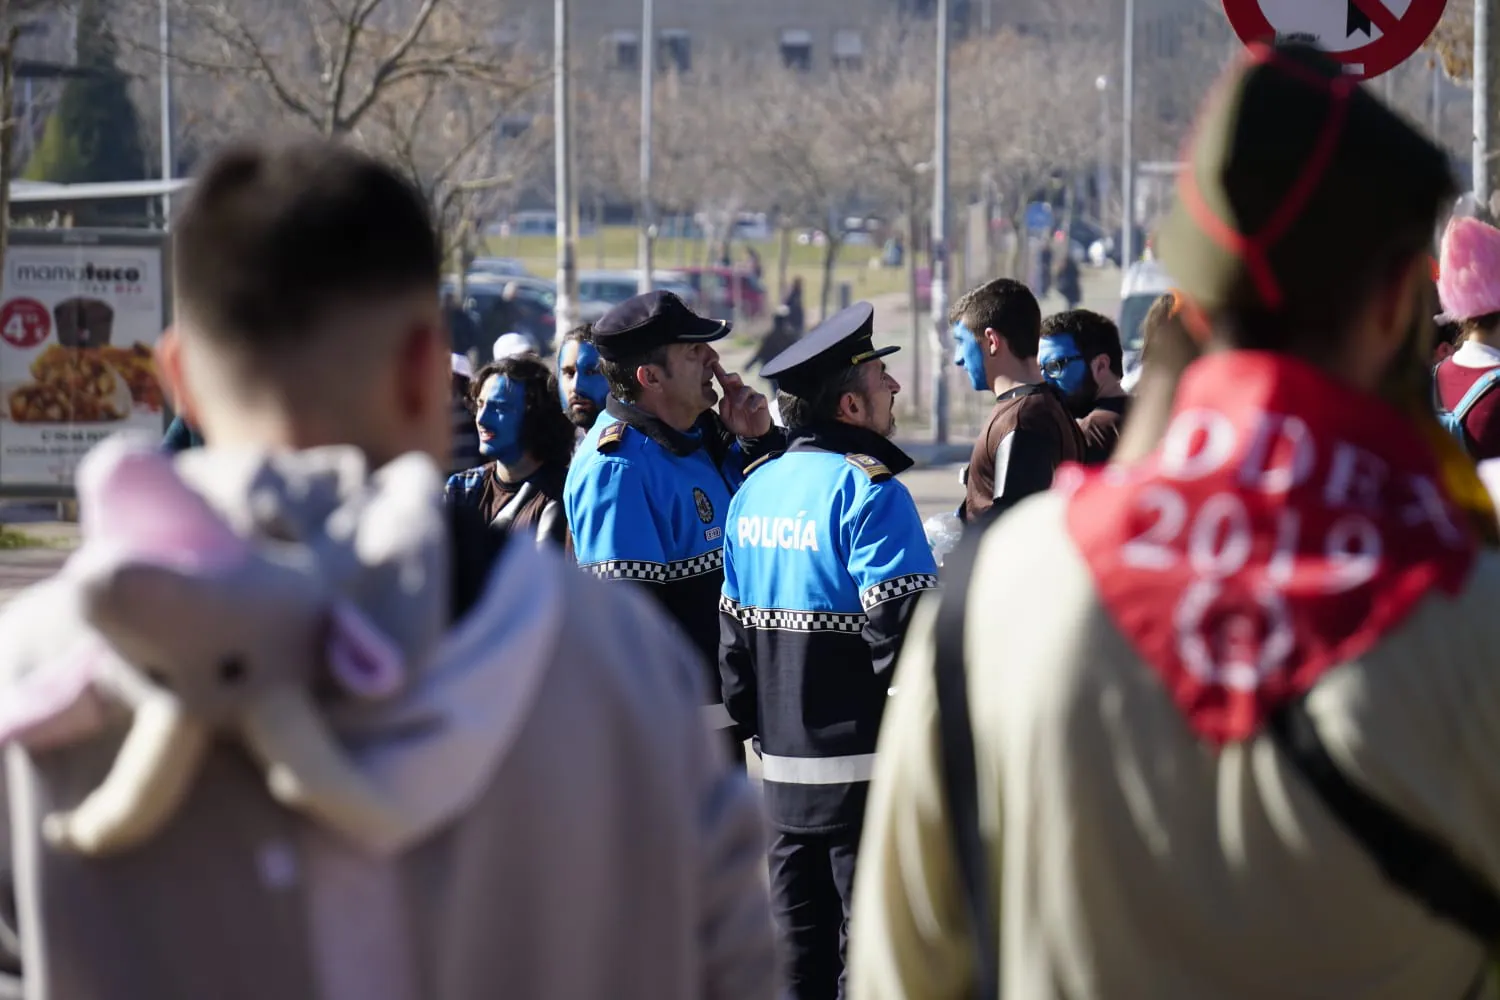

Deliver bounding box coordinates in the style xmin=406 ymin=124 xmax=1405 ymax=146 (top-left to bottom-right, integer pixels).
xmin=1117 ymin=259 xmax=1174 ymax=392
xmin=1089 ymin=225 xmax=1150 ymax=268
xmin=1055 ymin=218 xmax=1109 ymax=265
xmin=672 ymin=267 xmax=767 ymax=320
xmin=578 ymin=270 xmax=702 ymax=311
xmin=467 ymin=257 xmax=530 ymax=278
xmin=443 ymin=275 xmax=609 ymax=361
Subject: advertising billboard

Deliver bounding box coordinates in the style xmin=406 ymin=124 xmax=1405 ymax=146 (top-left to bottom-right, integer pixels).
xmin=0 ymin=229 xmax=169 ymax=496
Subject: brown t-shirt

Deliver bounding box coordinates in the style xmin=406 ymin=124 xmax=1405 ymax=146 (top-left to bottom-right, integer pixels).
xmin=1078 ymin=396 xmax=1130 ymax=466
xmin=478 ymin=462 xmax=571 ymax=551
xmin=963 ymin=384 xmax=1085 ymax=525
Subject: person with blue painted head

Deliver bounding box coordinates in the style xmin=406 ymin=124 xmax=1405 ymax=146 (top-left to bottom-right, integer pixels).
xmin=720 ymin=301 xmax=937 ymax=1000
xmin=1038 ymin=308 xmax=1130 ymax=465
xmin=556 ymin=322 xmax=608 ymax=437
xmin=951 ymin=278 xmax=1084 ymax=524
xmin=565 ymin=290 xmax=785 ymax=751
xmin=445 ymin=354 xmax=575 ymax=551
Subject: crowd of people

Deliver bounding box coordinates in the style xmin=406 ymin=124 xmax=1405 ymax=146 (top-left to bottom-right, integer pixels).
xmin=8 ymin=36 xmax=1500 ymax=1000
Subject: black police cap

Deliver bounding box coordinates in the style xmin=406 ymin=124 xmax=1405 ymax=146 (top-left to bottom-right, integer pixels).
xmin=761 ymin=302 xmax=899 ymax=397
xmin=591 ymin=290 xmax=731 ymax=362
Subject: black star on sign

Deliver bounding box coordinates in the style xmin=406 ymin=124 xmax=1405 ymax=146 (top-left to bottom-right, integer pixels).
xmin=1347 ymin=0 xmax=1372 ymax=37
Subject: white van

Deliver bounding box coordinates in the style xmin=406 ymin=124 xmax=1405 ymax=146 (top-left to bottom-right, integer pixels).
xmin=1118 ymin=260 xmax=1175 ymax=392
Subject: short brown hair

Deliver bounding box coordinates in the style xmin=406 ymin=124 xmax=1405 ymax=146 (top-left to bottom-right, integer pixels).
xmin=949 ymin=279 xmax=1041 ymax=360
xmin=1041 ymin=309 xmax=1123 ymax=378
xmin=174 ymin=139 xmax=440 ymax=353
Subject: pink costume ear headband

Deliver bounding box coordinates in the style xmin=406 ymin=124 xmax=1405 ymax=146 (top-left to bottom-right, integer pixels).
xmin=1437 ymin=216 xmax=1500 ymax=324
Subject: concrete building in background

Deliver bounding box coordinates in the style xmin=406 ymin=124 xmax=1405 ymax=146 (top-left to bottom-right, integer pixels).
xmin=522 ymin=0 xmax=911 ymax=76
xmin=509 ymin=0 xmax=1222 ymax=78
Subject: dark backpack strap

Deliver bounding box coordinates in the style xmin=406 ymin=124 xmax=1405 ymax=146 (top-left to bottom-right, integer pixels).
xmin=933 ymin=522 xmax=1001 ymax=1000
xmin=446 ymin=503 xmax=510 ymax=623
xmin=1268 ymin=696 xmax=1500 ymax=944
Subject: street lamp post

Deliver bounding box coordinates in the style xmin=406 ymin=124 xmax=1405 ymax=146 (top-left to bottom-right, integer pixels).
xmin=159 ymin=0 xmax=173 ymax=229
xmin=1477 ymin=0 xmax=1492 ymax=216
xmin=1095 ymin=75 xmax=1109 ymax=231
xmin=554 ymin=0 xmax=579 ymax=333
xmin=1120 ymin=0 xmax=1135 ymax=266
xmin=638 ymin=0 xmax=655 ymax=293
xmin=930 ymin=0 xmax=951 ymax=445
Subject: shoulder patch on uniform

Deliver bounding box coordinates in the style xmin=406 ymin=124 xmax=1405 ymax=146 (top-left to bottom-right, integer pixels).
xmin=597 ymin=421 xmax=628 ymax=452
xmin=744 ymin=451 xmax=782 ymax=476
xmin=846 ymin=453 xmax=892 ymax=482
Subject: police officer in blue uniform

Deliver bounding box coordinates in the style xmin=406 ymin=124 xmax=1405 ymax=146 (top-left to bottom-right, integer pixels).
xmin=566 ymin=290 xmax=784 ymax=751
xmin=719 ymin=302 xmax=938 ymax=1000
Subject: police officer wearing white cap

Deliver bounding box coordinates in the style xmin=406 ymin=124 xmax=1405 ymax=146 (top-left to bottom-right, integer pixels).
xmin=719 ymin=302 xmax=937 ymax=999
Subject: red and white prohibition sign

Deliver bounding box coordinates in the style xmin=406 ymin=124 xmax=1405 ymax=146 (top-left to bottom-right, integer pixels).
xmin=1223 ymin=0 xmax=1448 ymax=81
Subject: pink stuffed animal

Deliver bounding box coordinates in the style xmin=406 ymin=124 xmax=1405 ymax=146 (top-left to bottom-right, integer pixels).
xmin=0 ymin=436 xmax=419 ymax=857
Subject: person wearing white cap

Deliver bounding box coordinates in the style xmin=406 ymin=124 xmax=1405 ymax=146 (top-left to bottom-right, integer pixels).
xmin=493 ymin=332 xmax=535 ymax=362
xmin=450 ymin=352 xmax=482 ymax=473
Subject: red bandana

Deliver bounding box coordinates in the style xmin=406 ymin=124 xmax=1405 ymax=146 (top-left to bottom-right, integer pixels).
xmin=1065 ymin=352 xmax=1477 ymax=744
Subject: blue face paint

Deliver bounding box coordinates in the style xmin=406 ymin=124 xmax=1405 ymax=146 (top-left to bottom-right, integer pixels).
xmin=1038 ymin=334 xmax=1088 ymax=396
xmin=952 ymin=321 xmax=988 ymax=392
xmin=558 ymin=340 xmax=609 ymax=415
xmin=476 ymin=375 xmax=526 ymax=464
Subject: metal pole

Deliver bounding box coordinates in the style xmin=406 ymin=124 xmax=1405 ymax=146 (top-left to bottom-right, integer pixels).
xmin=637 ymin=0 xmax=655 ymax=293
xmin=554 ymin=0 xmax=579 ymax=333
xmin=159 ymin=0 xmax=173 ymax=230
xmin=1477 ymin=0 xmax=1490 ymax=216
xmin=929 ymin=0 xmax=950 ymax=445
xmin=1096 ymin=75 xmax=1109 ymax=228
xmin=1432 ymin=58 xmax=1441 ymax=140
xmin=1120 ymin=0 xmax=1135 ymax=266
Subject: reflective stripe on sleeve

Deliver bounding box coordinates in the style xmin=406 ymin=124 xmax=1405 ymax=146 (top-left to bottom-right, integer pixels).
xmin=759 ymin=753 xmax=877 ymax=785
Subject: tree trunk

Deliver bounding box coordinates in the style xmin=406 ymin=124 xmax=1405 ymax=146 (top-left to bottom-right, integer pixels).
xmin=817 ymin=237 xmax=842 ymax=324
xmin=0 ymin=26 xmax=18 ymax=297
xmin=776 ymin=223 xmax=791 ymax=303
xmin=906 ymin=202 xmax=923 ymax=412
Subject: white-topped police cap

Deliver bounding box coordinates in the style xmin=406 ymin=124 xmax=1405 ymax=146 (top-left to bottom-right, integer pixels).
xmin=760 ymin=302 xmax=898 ymax=396
xmin=592 ymin=290 xmax=731 ymax=362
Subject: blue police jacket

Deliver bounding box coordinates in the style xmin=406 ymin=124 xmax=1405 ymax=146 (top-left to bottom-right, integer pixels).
xmin=566 ymin=396 xmax=785 ymax=719
xmin=719 ymin=421 xmax=938 ymax=833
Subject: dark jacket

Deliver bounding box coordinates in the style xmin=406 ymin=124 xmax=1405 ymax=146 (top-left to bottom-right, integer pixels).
xmin=161 ymin=415 xmax=204 ymax=453
xmin=719 ymin=422 xmax=937 ymax=833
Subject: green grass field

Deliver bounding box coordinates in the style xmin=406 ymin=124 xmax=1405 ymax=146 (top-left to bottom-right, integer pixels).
xmin=484 ymin=225 xmax=912 ymax=341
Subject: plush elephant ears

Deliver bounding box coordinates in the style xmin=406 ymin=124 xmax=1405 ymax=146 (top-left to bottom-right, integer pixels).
xmin=75 ymin=434 xmax=250 ymax=572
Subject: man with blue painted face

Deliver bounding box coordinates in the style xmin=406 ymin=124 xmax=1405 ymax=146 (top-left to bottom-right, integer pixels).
xmin=1038 ymin=309 xmax=1130 ymax=465
xmin=446 ymin=354 xmax=576 ymax=550
xmin=950 ymin=278 xmax=1084 ymax=524
xmin=556 ymin=323 xmax=608 ymax=435
xmin=721 ymin=302 xmax=937 ymax=1000
xmin=566 ymin=290 xmax=784 ymax=748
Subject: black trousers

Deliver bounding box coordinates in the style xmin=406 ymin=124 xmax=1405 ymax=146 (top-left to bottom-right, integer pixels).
xmin=768 ymin=828 xmax=861 ymax=1000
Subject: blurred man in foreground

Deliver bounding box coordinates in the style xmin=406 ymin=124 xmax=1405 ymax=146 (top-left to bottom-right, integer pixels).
xmin=0 ymin=139 xmax=774 ymax=1000
xmin=853 ymin=42 xmax=1500 ymax=1000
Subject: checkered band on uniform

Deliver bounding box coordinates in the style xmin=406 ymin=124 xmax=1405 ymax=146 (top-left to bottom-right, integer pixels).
xmin=583 ymin=559 xmax=668 ymax=583
xmin=720 ymin=596 xmax=867 ymax=633
xmin=664 ymin=549 xmax=725 ymax=581
xmin=860 ymin=573 xmax=939 ymax=611
xmin=584 ymin=548 xmax=724 ymax=584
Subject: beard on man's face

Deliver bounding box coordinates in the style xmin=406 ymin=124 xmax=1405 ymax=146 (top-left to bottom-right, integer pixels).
xmin=566 ymin=398 xmax=599 ymax=429
xmin=1064 ymin=368 xmax=1101 ymax=418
